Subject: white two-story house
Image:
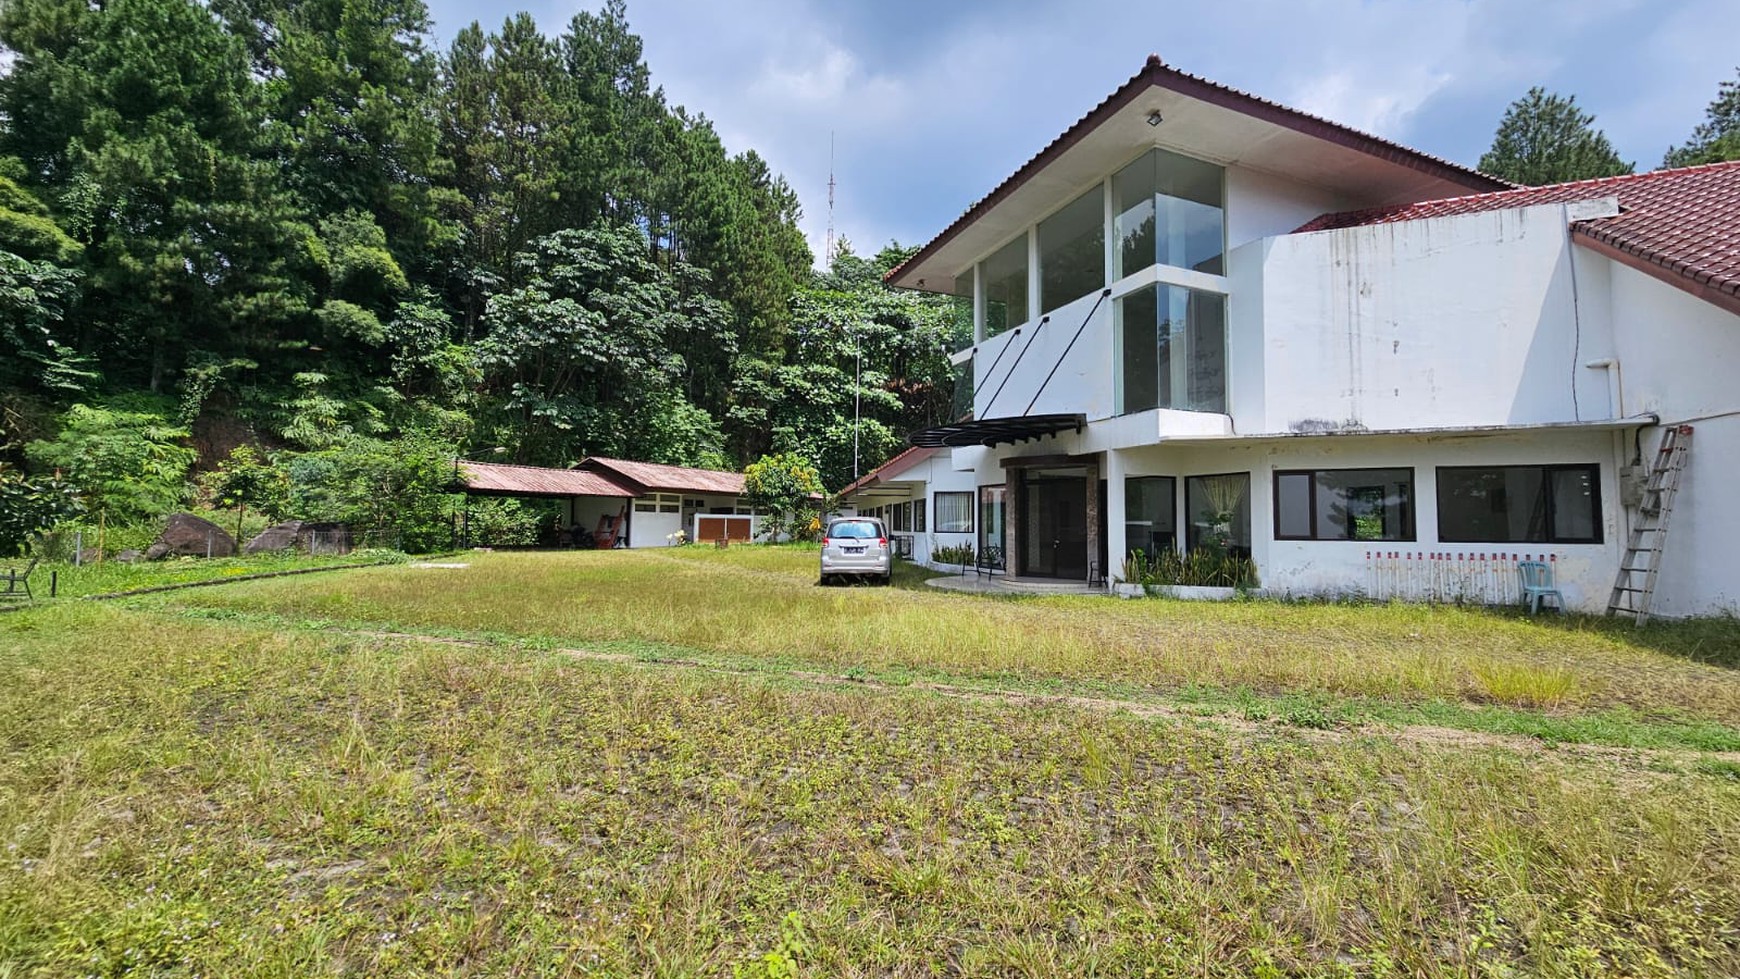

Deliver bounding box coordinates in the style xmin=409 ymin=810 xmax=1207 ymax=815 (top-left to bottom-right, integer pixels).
xmin=843 ymin=56 xmax=1740 ymax=616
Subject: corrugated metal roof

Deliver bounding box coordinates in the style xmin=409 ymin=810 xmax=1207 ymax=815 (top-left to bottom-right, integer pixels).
xmin=577 ymin=457 xmax=746 ymax=495
xmin=457 ymin=460 xmax=635 ymax=497
xmin=1295 ymin=160 xmax=1740 ymax=314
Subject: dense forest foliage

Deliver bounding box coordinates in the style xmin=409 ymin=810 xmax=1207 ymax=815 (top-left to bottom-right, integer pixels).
xmin=0 ymin=0 xmax=966 ymax=552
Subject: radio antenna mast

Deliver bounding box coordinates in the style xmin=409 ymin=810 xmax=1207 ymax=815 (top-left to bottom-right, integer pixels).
xmin=825 ymin=132 xmax=837 ymax=268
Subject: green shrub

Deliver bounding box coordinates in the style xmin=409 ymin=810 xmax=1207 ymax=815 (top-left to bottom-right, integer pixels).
xmin=465 ymin=498 xmax=543 ymax=547
xmin=1121 ymin=548 xmax=1259 ymax=590
xmin=933 ymin=542 xmax=976 ymax=567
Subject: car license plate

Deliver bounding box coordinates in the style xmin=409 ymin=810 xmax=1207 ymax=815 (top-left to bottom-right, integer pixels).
xmin=844 ymin=546 xmax=865 ymax=554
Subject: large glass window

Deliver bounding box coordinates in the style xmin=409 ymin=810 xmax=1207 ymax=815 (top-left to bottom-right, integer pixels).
xmin=1275 ymin=468 xmax=1415 ymax=541
xmin=978 ymin=485 xmax=1006 ymax=558
xmin=1438 ymin=465 xmax=1601 ymax=544
xmin=1125 ymin=476 xmax=1177 ymax=557
xmin=1186 ymin=473 xmax=1251 ymax=557
xmin=1038 ymin=185 xmax=1105 ymax=314
xmin=980 ymin=236 xmax=1028 ymax=337
xmin=1116 ymin=283 xmax=1227 ymax=414
xmin=1113 ymin=148 xmax=1225 ymax=278
xmin=935 ymin=491 xmax=974 ymax=534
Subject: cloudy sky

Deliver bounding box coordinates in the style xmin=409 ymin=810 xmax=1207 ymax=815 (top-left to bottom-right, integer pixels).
xmin=423 ymin=0 xmax=1740 ymax=263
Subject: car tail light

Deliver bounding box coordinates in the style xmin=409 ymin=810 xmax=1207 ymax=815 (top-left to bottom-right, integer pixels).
xmin=821 ymin=537 xmax=829 ymax=547
xmin=878 ymin=537 xmax=887 ymax=549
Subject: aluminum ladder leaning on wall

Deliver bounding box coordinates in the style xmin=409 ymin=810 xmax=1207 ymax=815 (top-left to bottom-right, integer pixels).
xmin=1607 ymin=425 xmax=1694 ymax=625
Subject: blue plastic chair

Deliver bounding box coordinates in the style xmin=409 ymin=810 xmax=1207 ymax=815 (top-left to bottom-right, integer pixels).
xmin=1517 ymin=561 xmax=1564 ymax=615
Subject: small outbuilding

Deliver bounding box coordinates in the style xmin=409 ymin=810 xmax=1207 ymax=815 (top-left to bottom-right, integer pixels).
xmin=454 ymin=456 xmax=765 ymax=548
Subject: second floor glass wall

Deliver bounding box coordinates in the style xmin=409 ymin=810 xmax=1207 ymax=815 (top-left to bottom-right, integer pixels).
xmin=1115 ymin=283 xmax=1226 ymax=414
xmin=953 ymin=146 xmax=1229 ymax=414
xmin=1113 ymin=147 xmax=1225 ymax=278
xmin=980 ymin=236 xmax=1028 ymax=338
xmin=1039 ymin=185 xmax=1105 ymax=314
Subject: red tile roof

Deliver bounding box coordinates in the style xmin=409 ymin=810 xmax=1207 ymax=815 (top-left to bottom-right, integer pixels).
xmin=1294 ymin=161 xmax=1740 ymax=313
xmin=457 ymin=460 xmax=635 ymax=498
xmin=886 ymin=55 xmax=1510 ymax=288
xmin=838 ymin=446 xmax=939 ymax=498
xmin=577 ymin=457 xmax=746 ymax=496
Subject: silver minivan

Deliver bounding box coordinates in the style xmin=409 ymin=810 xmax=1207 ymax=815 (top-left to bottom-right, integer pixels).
xmin=819 ymin=516 xmax=891 ymax=585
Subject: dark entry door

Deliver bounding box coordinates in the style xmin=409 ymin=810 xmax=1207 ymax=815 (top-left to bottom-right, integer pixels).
xmin=1023 ymin=470 xmax=1088 ymax=579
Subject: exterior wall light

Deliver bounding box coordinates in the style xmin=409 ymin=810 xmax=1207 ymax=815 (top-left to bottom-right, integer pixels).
xmin=1146 ymin=109 xmax=1163 ymax=127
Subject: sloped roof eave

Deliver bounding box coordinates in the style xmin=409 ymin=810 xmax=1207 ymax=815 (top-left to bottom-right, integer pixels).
xmin=885 ymin=55 xmax=1510 ymax=290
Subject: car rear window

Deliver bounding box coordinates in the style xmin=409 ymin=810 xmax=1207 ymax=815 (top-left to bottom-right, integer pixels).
xmin=828 ymin=520 xmax=880 ymax=539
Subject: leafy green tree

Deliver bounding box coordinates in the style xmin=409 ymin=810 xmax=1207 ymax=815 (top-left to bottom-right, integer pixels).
xmin=1478 ymin=87 xmax=1633 ymax=185
xmin=1664 ymin=68 xmax=1740 ymax=167
xmin=0 ymin=173 xmax=82 ymax=265
xmin=438 ymin=15 xmax=575 ymax=332
xmin=320 ymin=433 xmax=458 ymax=551
xmin=0 ymin=250 xmax=89 ymax=395
xmin=731 ymin=244 xmax=962 ymax=489
xmin=0 ymin=461 xmax=84 ymax=556
xmin=0 ymin=0 xmax=318 ymax=392
xmin=25 ymin=400 xmax=198 ymax=524
xmin=200 ymin=444 xmax=290 ymax=541
xmin=475 ymin=223 xmax=732 ymax=464
xmin=0 ymin=170 xmax=92 ymax=394
xmin=213 ymin=0 xmax=452 ymax=270
xmin=742 ymin=451 xmax=824 ymax=542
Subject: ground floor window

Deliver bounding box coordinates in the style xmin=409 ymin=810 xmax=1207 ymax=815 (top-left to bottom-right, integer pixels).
xmin=891 ymin=501 xmax=910 ymax=532
xmin=935 ymin=491 xmax=974 ymax=533
xmin=978 ymin=485 xmax=1006 ymax=556
xmin=635 ymin=492 xmax=680 ymax=514
xmin=912 ymin=497 xmax=927 ymax=533
xmin=1437 ymin=465 xmax=1601 ymax=544
xmin=1185 ymin=472 xmax=1251 ymax=556
xmin=1125 ymin=476 xmax=1176 ymax=556
xmin=1275 ymin=468 xmax=1415 ymax=541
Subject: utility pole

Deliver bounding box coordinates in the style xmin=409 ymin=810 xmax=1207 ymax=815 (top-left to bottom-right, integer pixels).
xmin=853 ymin=325 xmax=862 ymax=482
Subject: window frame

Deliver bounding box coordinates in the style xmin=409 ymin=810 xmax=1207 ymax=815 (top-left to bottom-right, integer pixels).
xmin=978 ymin=483 xmax=1006 ymax=557
xmin=1272 ymin=467 xmax=1417 ymax=542
xmin=634 ymin=492 xmax=681 ymax=514
xmin=1184 ymin=471 xmax=1252 ymax=555
xmin=912 ymin=496 xmax=927 ymax=533
xmin=1435 ymin=464 xmax=1603 ymax=545
xmin=934 ymin=491 xmax=975 ymax=534
xmin=1124 ymin=475 xmax=1179 ymax=556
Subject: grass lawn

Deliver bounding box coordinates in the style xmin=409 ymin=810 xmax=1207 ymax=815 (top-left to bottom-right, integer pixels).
xmin=1 ymin=547 xmax=1737 ymax=975
xmin=3 ymin=549 xmax=407 ymax=601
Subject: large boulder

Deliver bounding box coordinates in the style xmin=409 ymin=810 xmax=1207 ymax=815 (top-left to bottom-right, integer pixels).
xmin=144 ymin=513 xmax=236 ymax=560
xmin=244 ymin=520 xmax=306 ymax=555
xmin=242 ymin=520 xmax=355 ymax=556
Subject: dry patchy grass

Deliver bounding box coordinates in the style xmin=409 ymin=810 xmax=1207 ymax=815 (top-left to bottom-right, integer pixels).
xmin=1 ymin=603 xmax=1737 ymax=976
xmin=163 ymin=548 xmax=1740 ymax=725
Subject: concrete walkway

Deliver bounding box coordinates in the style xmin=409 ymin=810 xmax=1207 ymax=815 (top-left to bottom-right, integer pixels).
xmin=924 ymin=573 xmax=1106 ymax=596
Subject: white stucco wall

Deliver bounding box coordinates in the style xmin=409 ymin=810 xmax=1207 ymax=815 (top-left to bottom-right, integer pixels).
xmin=1249 ymin=201 xmax=1621 ymax=434
xmin=1224 ymin=165 xmax=1349 ymax=252
xmin=1115 ymin=430 xmax=1624 ymax=611
xmin=1604 ymin=260 xmax=1740 ymax=616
